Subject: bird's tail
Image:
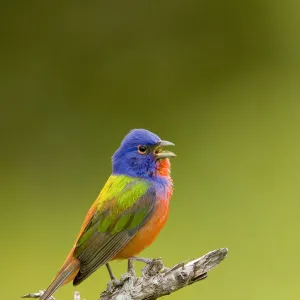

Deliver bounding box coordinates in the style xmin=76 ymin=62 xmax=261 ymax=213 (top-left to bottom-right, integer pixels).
xmin=40 ymin=257 xmax=80 ymax=300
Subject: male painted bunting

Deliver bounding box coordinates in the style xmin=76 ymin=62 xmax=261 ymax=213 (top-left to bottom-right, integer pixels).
xmin=37 ymin=129 xmax=175 ymax=300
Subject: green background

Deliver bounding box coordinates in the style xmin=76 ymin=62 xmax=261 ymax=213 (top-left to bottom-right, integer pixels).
xmin=1 ymin=1 xmax=300 ymax=299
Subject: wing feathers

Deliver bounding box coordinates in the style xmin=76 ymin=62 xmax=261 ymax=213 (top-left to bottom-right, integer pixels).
xmin=72 ymin=176 xmax=156 ymax=286
xmin=74 ymin=232 xmax=131 ymax=285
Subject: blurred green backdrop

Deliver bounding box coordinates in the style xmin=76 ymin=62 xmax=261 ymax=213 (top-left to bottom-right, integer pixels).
xmin=1 ymin=1 xmax=300 ymax=299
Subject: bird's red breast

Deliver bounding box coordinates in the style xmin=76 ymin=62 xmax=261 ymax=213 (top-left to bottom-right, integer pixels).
xmin=115 ymin=158 xmax=173 ymax=258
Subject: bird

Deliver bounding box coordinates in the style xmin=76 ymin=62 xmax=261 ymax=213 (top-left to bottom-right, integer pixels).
xmin=38 ymin=129 xmax=176 ymax=300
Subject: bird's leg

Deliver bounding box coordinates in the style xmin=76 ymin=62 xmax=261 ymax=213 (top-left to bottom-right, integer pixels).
xmin=105 ymin=263 xmax=116 ymax=281
xmin=127 ymin=259 xmax=136 ymax=278
xmin=105 ymin=263 xmax=122 ymax=292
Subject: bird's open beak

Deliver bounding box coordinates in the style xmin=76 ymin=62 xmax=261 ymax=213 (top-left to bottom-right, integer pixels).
xmin=154 ymin=140 xmax=176 ymax=160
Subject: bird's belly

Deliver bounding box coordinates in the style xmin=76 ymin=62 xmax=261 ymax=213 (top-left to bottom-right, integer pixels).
xmin=115 ymin=197 xmax=169 ymax=259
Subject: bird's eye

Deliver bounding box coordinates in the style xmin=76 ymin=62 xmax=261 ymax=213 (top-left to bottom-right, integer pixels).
xmin=138 ymin=145 xmax=147 ymax=154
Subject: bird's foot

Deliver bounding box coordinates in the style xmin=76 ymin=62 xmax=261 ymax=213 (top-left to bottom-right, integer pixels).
xmin=128 ymin=256 xmax=165 ymax=279
xmin=106 ymin=278 xmax=122 ymax=293
xmin=142 ymin=258 xmax=165 ymax=278
xmin=129 ymin=256 xmax=154 ymax=264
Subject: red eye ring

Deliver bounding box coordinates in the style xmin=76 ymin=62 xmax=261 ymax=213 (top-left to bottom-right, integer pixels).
xmin=138 ymin=145 xmax=147 ymax=154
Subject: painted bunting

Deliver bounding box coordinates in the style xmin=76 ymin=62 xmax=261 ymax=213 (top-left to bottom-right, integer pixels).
xmin=38 ymin=129 xmax=176 ymax=300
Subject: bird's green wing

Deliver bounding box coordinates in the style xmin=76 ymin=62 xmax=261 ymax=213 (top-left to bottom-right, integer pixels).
xmin=73 ymin=175 xmax=156 ymax=285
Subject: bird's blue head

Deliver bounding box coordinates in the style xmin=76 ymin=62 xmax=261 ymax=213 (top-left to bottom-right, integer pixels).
xmin=112 ymin=129 xmax=175 ymax=179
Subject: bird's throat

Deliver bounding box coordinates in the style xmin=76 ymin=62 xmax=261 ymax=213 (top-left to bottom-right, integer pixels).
xmin=155 ymin=158 xmax=171 ymax=178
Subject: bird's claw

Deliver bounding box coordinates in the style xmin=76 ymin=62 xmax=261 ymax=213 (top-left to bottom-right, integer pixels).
xmin=141 ymin=258 xmax=165 ymax=279
xmin=106 ymin=278 xmax=122 ymax=293
xmin=129 ymin=256 xmax=159 ymax=264
xmin=128 ymin=256 xmax=165 ymax=278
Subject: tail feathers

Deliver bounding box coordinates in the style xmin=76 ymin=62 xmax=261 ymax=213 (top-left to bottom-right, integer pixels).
xmin=40 ymin=258 xmax=80 ymax=300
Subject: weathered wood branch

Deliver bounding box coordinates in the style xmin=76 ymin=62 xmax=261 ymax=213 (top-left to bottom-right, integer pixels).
xmin=100 ymin=248 xmax=228 ymax=300
xmin=21 ymin=248 xmax=228 ymax=300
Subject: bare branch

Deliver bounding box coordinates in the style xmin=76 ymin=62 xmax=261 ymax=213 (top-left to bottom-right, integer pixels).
xmin=100 ymin=248 xmax=228 ymax=300
xmin=21 ymin=248 xmax=228 ymax=300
